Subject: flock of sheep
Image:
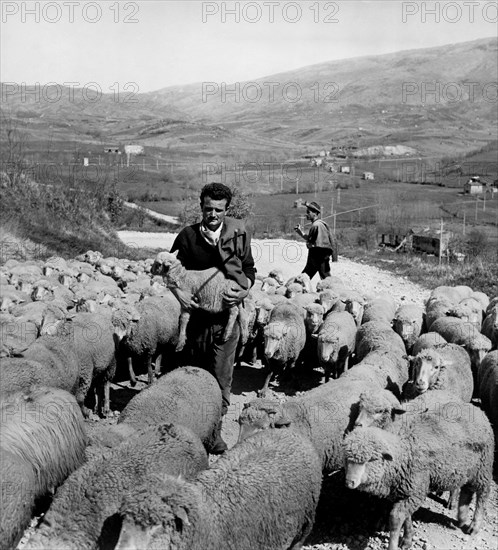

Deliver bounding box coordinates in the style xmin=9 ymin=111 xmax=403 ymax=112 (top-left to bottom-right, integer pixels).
xmin=0 ymin=249 xmax=497 ymax=550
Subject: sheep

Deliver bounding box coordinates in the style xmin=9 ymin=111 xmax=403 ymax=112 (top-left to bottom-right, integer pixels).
xmin=470 ymin=290 xmax=489 ymax=311
xmin=430 ymin=285 xmax=473 ymax=304
xmin=316 ymin=310 xmax=357 ymax=381
xmin=315 ymin=275 xmax=346 ymax=293
xmin=339 ymin=290 xmax=366 ymax=326
xmin=362 ymin=293 xmax=397 ymax=325
xmin=260 ymin=276 xmax=279 ymax=293
xmin=448 ymin=297 xmax=484 ymax=330
xmin=411 ymin=331 xmax=447 ymax=356
xmin=119 ymin=293 xmax=181 ymax=386
xmin=405 ymin=343 xmax=474 ymax=402
xmin=425 ymin=297 xmax=454 ymax=331
xmin=285 ymin=272 xmax=312 ymax=293
xmin=116 ymin=366 xmax=223 ymax=451
xmin=258 ymin=302 xmax=306 ymax=398
xmin=0 ymin=316 xmax=39 ymax=356
xmin=10 ymin=299 xmax=68 ymax=336
xmin=353 ymin=389 xmax=406 ymax=430
xmin=355 ymin=321 xmax=406 ymax=364
xmin=238 ymin=376 xmax=377 ymax=473
xmin=429 ymin=316 xmax=492 ymax=373
xmin=343 ymin=405 xmax=494 ymax=550
xmin=151 ymin=250 xmax=247 ymax=352
xmin=7 ymin=310 xmax=136 ymax=416
xmin=24 ymin=423 xmax=208 ymax=550
xmin=392 ymin=304 xmax=424 ymax=352
xmin=1 ymin=322 xmax=80 ymax=398
xmin=343 ymin=350 xmax=410 ymax=398
xmin=318 ymin=288 xmax=341 ymax=314
xmin=481 ymin=304 xmax=498 ymax=350
xmin=285 ymin=281 xmax=304 ymax=298
xmin=477 ymin=350 xmax=498 ymax=431
xmin=115 ymin=429 xmax=322 ymax=550
xmin=353 ymin=388 xmax=466 ymax=432
xmin=268 ymin=268 xmax=285 ymax=285
xmin=0 ymin=387 xmax=87 ymax=550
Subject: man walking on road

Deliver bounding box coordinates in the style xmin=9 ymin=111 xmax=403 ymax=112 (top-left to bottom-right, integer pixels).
xmin=295 ymin=201 xmax=337 ymax=280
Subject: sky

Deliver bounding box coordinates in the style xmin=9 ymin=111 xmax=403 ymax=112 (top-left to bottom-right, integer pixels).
xmin=1 ymin=0 xmax=497 ymax=93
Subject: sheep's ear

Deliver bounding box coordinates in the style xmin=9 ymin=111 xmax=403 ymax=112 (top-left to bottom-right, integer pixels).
xmin=382 ymin=452 xmax=394 ymax=461
xmin=392 ymin=407 xmax=407 ymax=417
xmin=171 ymin=249 xmax=179 ymax=257
xmin=273 ymin=410 xmax=292 ymax=428
xmin=173 ymin=506 xmax=190 ymax=529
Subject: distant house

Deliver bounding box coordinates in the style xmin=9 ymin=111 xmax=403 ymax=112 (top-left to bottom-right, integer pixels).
xmin=362 ymin=171 xmax=374 ymax=180
xmin=124 ymin=144 xmax=145 ymax=156
xmin=104 ymin=146 xmax=121 ymax=154
xmin=464 ymin=176 xmax=483 ymax=195
xmin=340 ymin=166 xmax=351 ymax=174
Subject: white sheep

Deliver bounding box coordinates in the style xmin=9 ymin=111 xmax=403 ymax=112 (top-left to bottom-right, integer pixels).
xmin=411 ymin=331 xmax=447 ymax=356
xmin=316 ymin=310 xmax=357 ymax=381
xmin=355 ymin=321 xmax=406 ymax=364
xmin=430 ymin=316 xmax=492 ymax=374
xmin=361 ymin=293 xmax=397 ymax=325
xmin=392 ymin=304 xmax=425 ymax=352
xmin=259 ymin=302 xmax=306 ymax=397
xmin=151 ymin=251 xmax=248 ymax=352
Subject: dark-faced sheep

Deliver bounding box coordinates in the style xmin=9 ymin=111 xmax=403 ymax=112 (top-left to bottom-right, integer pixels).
xmin=405 ymin=343 xmax=474 ymax=402
xmin=115 ymin=429 xmax=322 ymax=550
xmin=343 ymin=405 xmax=494 ymax=550
xmin=411 ymin=331 xmax=447 ymax=356
xmin=0 ymin=387 xmax=87 ymax=550
xmin=478 ymin=350 xmax=498 ymax=432
xmin=23 ymin=423 xmax=208 ymax=550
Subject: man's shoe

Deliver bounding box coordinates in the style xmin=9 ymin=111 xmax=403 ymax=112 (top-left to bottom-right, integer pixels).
xmin=210 ymin=420 xmax=228 ymax=455
xmin=210 ymin=437 xmax=228 ymax=455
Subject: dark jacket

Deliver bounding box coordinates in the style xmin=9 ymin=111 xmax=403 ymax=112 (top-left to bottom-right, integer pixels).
xmin=170 ymin=217 xmax=256 ymax=290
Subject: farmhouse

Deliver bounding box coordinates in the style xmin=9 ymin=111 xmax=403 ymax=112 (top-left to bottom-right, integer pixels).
xmin=362 ymin=171 xmax=374 ymax=180
xmin=340 ymin=166 xmax=351 ymax=174
xmin=464 ymin=176 xmax=483 ymax=195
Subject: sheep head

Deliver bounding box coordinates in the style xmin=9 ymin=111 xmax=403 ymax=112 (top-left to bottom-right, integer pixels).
xmin=354 ymin=391 xmax=405 ymax=430
xmin=151 ymin=251 xmax=180 ymax=281
xmin=343 ymin=428 xmax=396 ymax=490
xmin=411 ymin=351 xmax=443 ymax=394
xmin=263 ymin=322 xmax=287 ymax=359
xmin=238 ymin=400 xmax=291 ymax=442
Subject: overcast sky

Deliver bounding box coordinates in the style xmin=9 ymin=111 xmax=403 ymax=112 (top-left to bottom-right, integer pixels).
xmin=1 ymin=0 xmax=497 ymax=93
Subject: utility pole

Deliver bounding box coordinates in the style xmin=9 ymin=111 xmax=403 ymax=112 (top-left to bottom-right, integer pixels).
xmin=439 ymin=218 xmax=444 ymax=266
xmin=280 ymin=171 xmax=283 ymax=192
xmin=463 ymin=210 xmax=466 ymax=235
xmin=295 ymin=176 xmax=299 ymax=195
xmin=337 ymin=188 xmax=341 ymax=204
xmin=330 ymin=196 xmax=334 ymax=215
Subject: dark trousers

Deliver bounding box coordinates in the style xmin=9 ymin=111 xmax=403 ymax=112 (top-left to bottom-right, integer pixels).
xmin=302 ymin=247 xmax=332 ymax=280
xmin=185 ymin=310 xmax=239 ymax=416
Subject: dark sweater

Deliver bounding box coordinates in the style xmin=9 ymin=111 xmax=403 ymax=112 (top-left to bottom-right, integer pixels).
xmin=170 ymin=217 xmax=256 ymax=290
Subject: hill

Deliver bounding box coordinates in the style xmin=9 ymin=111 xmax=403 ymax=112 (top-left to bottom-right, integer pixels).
xmin=1 ymin=37 xmax=496 ymax=161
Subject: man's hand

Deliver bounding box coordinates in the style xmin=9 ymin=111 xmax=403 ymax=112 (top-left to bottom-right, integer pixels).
xmin=295 ymin=224 xmax=305 ymax=238
xmin=171 ymin=287 xmax=199 ymax=311
xmin=223 ymin=283 xmax=249 ymax=307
